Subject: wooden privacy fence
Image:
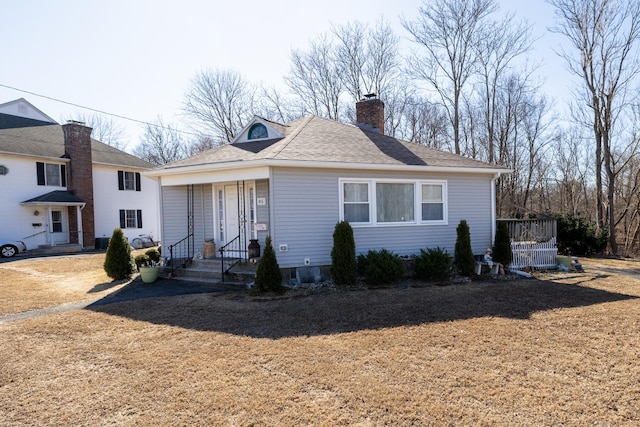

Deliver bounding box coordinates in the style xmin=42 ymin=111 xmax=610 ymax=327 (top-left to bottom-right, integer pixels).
xmin=510 ymin=237 xmax=558 ymax=269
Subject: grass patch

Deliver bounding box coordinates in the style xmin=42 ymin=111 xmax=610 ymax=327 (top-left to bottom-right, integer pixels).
xmin=0 ymin=256 xmax=639 ymax=425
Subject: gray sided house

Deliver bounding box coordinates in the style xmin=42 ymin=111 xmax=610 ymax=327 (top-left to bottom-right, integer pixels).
xmin=147 ymin=97 xmax=509 ymax=278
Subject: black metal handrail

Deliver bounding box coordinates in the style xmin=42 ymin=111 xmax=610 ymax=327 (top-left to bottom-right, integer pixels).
xmin=168 ymin=233 xmax=194 ymax=275
xmin=219 ymin=235 xmax=247 ymax=282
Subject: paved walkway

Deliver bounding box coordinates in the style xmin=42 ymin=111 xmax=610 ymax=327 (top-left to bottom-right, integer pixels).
xmin=0 ymin=278 xmax=243 ymax=323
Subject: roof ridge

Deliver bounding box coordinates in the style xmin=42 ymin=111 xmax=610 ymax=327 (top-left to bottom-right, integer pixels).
xmin=265 ymin=115 xmax=314 ymax=159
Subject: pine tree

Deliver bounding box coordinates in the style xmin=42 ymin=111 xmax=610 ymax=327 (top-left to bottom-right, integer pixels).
xmin=103 ymin=228 xmax=135 ymax=280
xmin=330 ymin=221 xmax=357 ymax=286
xmin=492 ymin=221 xmax=513 ymax=267
xmin=454 ymin=220 xmax=476 ymax=277
xmin=253 ymin=236 xmax=284 ymax=294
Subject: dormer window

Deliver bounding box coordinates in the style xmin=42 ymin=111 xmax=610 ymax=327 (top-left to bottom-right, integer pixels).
xmin=248 ymin=123 xmax=268 ymax=140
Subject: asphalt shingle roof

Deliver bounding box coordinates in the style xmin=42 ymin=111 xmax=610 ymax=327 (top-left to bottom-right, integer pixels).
xmin=0 ymin=124 xmax=153 ymax=169
xmin=157 ymin=115 xmax=506 ymax=171
xmin=22 ymin=190 xmax=85 ymax=204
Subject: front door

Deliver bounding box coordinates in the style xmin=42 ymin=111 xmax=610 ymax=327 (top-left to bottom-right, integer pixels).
xmin=218 ymin=183 xmax=254 ymax=257
xmin=51 ymin=209 xmax=69 ymax=245
xmin=223 ymin=184 xmax=240 ymax=246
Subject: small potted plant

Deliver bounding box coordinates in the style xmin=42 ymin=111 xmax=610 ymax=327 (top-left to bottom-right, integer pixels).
xmin=135 ymin=249 xmax=162 ymax=284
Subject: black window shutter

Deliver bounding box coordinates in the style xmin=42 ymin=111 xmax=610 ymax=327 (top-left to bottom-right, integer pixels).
xmin=36 ymin=162 xmax=45 ymax=186
xmin=61 ymin=165 xmax=66 ymax=187
xmin=119 ymin=210 xmax=126 ymax=228
xmin=135 ymin=172 xmax=141 ymax=191
xmin=136 ymin=210 xmax=143 ymax=228
xmin=118 ymin=171 xmax=124 ymax=190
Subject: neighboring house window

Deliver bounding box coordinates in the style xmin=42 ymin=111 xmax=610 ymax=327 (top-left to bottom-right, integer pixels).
xmin=36 ymin=162 xmax=66 ymax=187
xmin=0 ymin=165 xmax=8 ymax=175
xmin=340 ymin=179 xmax=447 ymax=225
xmin=248 ymin=123 xmax=268 ymax=140
xmin=119 ymin=209 xmax=143 ymax=229
xmin=118 ymin=171 xmax=141 ymax=191
xmin=343 ymin=182 xmax=370 ymax=223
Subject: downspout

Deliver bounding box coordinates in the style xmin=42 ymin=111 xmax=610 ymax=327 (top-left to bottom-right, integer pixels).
xmin=491 ymin=173 xmax=501 ymax=244
xmin=77 ymin=203 xmax=86 ymax=248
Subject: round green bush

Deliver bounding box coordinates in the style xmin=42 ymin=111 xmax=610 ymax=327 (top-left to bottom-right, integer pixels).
xmin=415 ymin=247 xmax=451 ymax=281
xmin=357 ymin=249 xmax=404 ymax=287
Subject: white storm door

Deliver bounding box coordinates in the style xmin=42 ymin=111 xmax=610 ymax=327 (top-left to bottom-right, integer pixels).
xmin=51 ymin=209 xmax=69 ymax=244
xmin=223 ymin=184 xmax=240 ymax=246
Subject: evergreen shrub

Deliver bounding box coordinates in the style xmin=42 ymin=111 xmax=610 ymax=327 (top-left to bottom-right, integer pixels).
xmin=556 ymin=214 xmax=608 ymax=256
xmin=414 ymin=247 xmax=451 ymax=281
xmin=253 ymin=236 xmax=285 ymax=294
xmin=357 ymin=249 xmax=404 ymax=287
xmin=103 ymin=228 xmax=135 ymax=280
xmin=492 ymin=221 xmax=513 ymax=267
xmin=330 ymin=221 xmax=357 ymax=286
xmin=454 ymin=220 xmax=476 ymax=277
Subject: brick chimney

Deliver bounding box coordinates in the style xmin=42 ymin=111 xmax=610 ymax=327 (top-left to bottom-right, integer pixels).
xmin=63 ymin=121 xmax=95 ymax=248
xmin=356 ymin=93 xmax=385 ymax=135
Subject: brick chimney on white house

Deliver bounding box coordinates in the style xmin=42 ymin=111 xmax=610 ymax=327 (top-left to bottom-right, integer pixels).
xmin=63 ymin=120 xmax=95 ymax=247
xmin=356 ymin=93 xmax=384 ymax=135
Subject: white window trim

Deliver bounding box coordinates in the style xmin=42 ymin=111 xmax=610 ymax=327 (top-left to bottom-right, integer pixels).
xmin=339 ymin=179 xmax=373 ymax=225
xmin=339 ymin=178 xmax=448 ymax=227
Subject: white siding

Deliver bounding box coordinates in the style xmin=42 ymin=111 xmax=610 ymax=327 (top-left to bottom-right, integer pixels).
xmin=270 ymin=167 xmax=494 ymax=268
xmin=0 ymin=155 xmax=62 ymax=248
xmin=93 ymin=165 xmax=161 ymax=243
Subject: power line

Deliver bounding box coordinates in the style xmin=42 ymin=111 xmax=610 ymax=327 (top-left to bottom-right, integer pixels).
xmin=0 ymin=82 xmax=202 ymax=138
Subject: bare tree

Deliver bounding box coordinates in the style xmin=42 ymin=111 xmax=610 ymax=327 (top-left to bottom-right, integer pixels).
xmin=403 ymin=0 xmax=498 ymax=154
xmin=133 ymin=117 xmax=188 ymax=166
xmin=549 ymin=0 xmax=640 ymax=253
xmin=183 ymin=68 xmax=254 ymax=144
xmin=69 ymin=112 xmax=127 ymax=150
xmin=333 ymin=18 xmax=401 ymax=103
xmin=474 ymin=12 xmax=534 ymax=163
xmin=286 ymin=35 xmax=344 ymax=120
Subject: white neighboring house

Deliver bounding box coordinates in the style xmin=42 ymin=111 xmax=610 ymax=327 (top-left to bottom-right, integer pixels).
xmin=0 ymin=98 xmax=161 ymax=252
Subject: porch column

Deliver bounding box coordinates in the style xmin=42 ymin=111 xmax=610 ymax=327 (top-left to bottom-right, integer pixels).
xmin=46 ymin=207 xmax=54 ymax=247
xmin=76 ymin=206 xmax=84 ymax=248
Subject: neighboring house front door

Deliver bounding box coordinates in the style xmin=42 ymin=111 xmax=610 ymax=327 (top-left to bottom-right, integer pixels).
xmin=50 ymin=209 xmax=69 ymax=245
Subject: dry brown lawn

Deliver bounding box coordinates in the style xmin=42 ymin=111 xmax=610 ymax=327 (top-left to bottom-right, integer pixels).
xmin=1 ymin=255 xmax=639 ymax=426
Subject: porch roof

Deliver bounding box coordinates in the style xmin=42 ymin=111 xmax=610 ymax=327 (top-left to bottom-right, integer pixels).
xmin=21 ymin=190 xmax=86 ymax=207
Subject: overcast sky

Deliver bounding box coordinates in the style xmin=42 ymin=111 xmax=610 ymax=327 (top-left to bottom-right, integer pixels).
xmin=1 ymin=0 xmax=570 ymax=149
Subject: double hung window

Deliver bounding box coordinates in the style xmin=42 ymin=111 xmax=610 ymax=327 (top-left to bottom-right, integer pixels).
xmin=340 ymin=179 xmax=446 ymax=226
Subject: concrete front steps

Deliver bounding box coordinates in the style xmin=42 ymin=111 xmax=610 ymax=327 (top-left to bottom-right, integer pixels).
xmin=29 ymin=243 xmax=83 ymax=255
xmin=166 ymin=258 xmax=257 ymax=286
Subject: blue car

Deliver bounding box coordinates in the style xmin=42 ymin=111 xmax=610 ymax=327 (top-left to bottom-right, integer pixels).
xmin=0 ymin=239 xmax=27 ymax=258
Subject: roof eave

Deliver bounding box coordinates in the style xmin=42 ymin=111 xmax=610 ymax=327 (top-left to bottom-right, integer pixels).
xmin=144 ymin=159 xmax=512 ymax=177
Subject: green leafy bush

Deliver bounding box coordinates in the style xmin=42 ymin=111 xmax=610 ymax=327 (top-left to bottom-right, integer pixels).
xmin=330 ymin=221 xmax=357 ymax=286
xmin=357 ymin=249 xmax=404 ymax=287
xmin=492 ymin=221 xmax=513 ymax=267
xmin=134 ymin=254 xmax=150 ymax=271
xmin=145 ymin=248 xmax=161 ymax=264
xmin=454 ymin=220 xmax=476 ymax=277
xmin=414 ymin=247 xmax=451 ymax=281
xmin=555 ymin=214 xmax=608 ymax=256
xmin=103 ymin=228 xmax=135 ymax=280
xmin=253 ymin=236 xmax=285 ymax=294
